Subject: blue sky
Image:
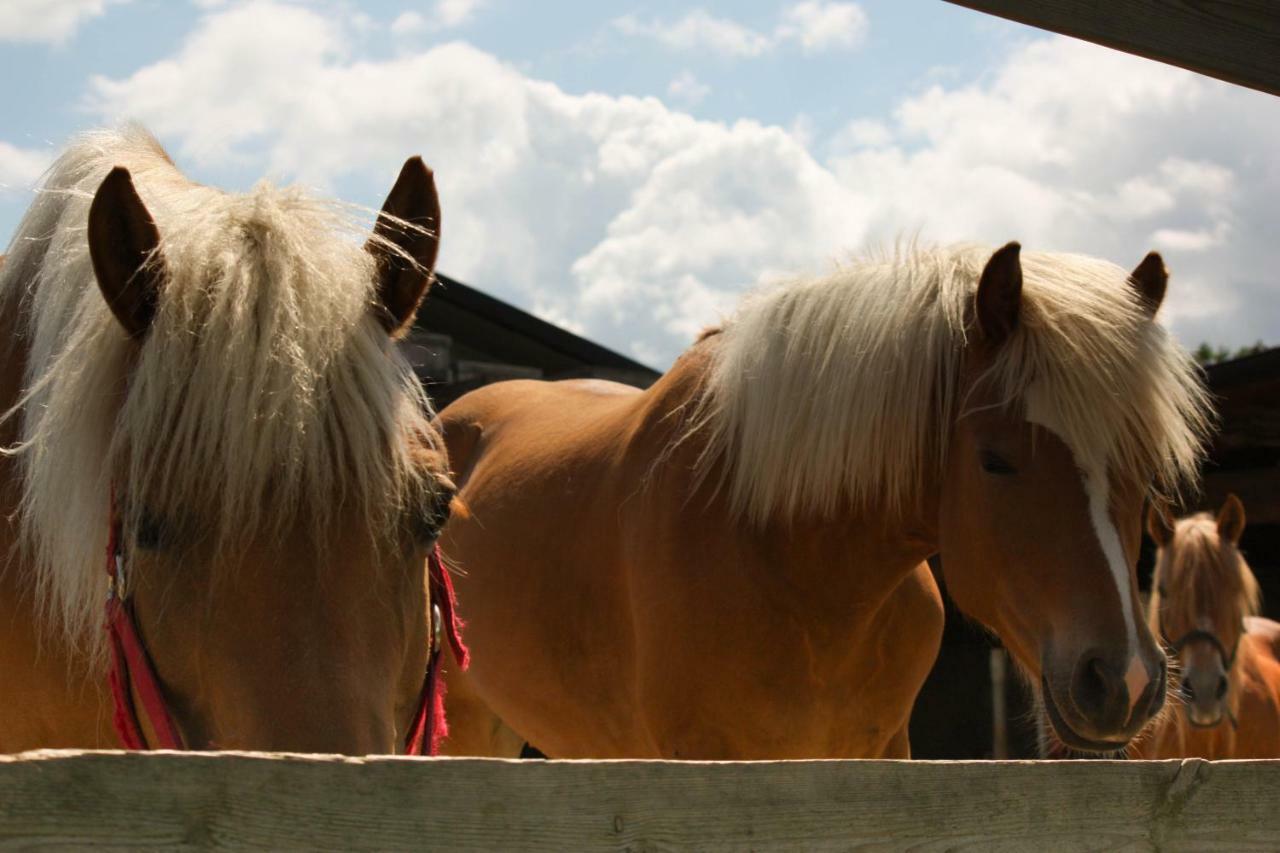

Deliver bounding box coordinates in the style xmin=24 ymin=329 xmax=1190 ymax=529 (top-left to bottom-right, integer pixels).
xmin=3 ymin=0 xmax=1277 ymax=368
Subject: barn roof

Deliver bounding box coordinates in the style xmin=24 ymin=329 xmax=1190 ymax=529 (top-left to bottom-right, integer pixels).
xmin=944 ymin=0 xmax=1280 ymax=97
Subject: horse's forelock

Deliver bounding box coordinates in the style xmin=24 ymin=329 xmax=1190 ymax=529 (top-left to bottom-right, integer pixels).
xmin=0 ymin=125 xmax=441 ymax=666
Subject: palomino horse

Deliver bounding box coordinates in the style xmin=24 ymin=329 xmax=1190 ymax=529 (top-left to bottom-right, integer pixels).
xmin=1131 ymin=496 xmax=1280 ymax=758
xmin=437 ymin=242 xmax=1211 ymax=759
xmin=0 ymin=126 xmax=454 ymax=753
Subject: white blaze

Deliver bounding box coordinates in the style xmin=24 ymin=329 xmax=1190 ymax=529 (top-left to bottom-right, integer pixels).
xmin=1029 ymin=403 xmax=1150 ymax=710
xmin=1082 ymin=464 xmax=1138 ymax=659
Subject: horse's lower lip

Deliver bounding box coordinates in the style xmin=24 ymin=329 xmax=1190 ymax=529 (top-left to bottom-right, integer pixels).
xmin=1041 ymin=674 xmax=1131 ymax=754
xmin=1186 ymin=712 xmax=1224 ymax=729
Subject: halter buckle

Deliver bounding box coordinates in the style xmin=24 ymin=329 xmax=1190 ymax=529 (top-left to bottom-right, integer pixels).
xmin=115 ymin=552 xmax=127 ymax=596
xmin=431 ymin=603 xmax=443 ymax=655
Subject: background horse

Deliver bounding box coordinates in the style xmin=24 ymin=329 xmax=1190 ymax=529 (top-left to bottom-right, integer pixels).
xmin=0 ymin=126 xmax=451 ymax=753
xmin=1131 ymin=496 xmax=1280 ymax=758
xmin=436 ymin=241 xmax=1210 ymax=759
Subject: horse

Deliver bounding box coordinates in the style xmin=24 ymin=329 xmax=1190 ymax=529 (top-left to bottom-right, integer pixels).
xmin=434 ymin=241 xmax=1211 ymax=759
xmin=1130 ymin=496 xmax=1280 ymax=758
xmin=0 ymin=126 xmax=454 ymax=754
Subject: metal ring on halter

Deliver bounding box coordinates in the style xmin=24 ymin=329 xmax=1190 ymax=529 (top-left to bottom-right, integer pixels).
xmin=432 ymin=603 xmax=443 ymax=655
xmin=114 ymin=551 xmax=128 ymax=598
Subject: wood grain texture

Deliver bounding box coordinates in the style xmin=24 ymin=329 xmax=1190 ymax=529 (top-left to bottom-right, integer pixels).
xmin=942 ymin=0 xmax=1280 ymax=97
xmin=3 ymin=751 xmax=1280 ymax=850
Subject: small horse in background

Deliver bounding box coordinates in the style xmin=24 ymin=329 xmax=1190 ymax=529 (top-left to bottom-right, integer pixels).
xmin=1132 ymin=496 xmax=1280 ymax=758
xmin=437 ymin=241 xmax=1210 ymax=759
xmin=0 ymin=126 xmax=452 ymax=753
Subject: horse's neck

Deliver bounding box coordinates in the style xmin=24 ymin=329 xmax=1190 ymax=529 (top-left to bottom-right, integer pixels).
xmin=637 ymin=338 xmax=939 ymax=606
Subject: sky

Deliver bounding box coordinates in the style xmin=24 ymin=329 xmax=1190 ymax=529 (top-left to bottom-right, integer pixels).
xmin=1 ymin=0 xmax=1277 ymax=370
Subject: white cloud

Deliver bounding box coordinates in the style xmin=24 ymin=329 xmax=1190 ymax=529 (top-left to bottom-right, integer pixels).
xmin=88 ymin=3 xmax=864 ymax=362
xmin=667 ymin=71 xmax=710 ymax=106
xmin=826 ymin=37 xmax=1280 ymax=344
xmin=777 ymin=1 xmax=868 ymax=53
xmin=0 ymin=0 xmax=127 ymax=43
xmin=392 ymin=0 xmax=484 ymax=36
xmin=614 ymin=3 xmax=868 ymax=59
xmin=828 ymin=117 xmax=891 ymax=152
xmin=1151 ymin=222 xmax=1230 ymax=253
xmin=614 ymin=10 xmax=771 ymax=58
xmin=86 ymin=4 xmax=1280 ymax=364
xmin=0 ymin=141 xmax=53 ymax=194
xmin=90 ymin=2 xmax=346 ymax=169
xmin=389 ymin=11 xmax=427 ymax=36
xmin=435 ymin=0 xmax=484 ymax=29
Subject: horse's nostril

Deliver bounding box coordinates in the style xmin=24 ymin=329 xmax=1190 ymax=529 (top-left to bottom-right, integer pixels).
xmin=1079 ymin=658 xmax=1108 ymax=703
xmin=1180 ymin=677 xmax=1195 ymax=701
xmin=1215 ymin=675 xmax=1229 ymax=700
xmin=1070 ymin=655 xmax=1123 ymax=725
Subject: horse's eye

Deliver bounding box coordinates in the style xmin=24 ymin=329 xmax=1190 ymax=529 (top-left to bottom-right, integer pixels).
xmin=411 ymin=488 xmax=453 ymax=545
xmin=979 ymin=450 xmax=1016 ymax=476
xmin=135 ymin=511 xmax=167 ymax=551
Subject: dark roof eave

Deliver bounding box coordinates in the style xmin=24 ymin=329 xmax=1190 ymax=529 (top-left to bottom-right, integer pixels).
xmin=424 ymin=273 xmax=660 ymax=378
xmin=1204 ymin=346 xmax=1280 ymax=392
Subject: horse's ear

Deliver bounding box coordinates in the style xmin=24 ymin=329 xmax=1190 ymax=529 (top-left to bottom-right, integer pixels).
xmin=88 ymin=166 xmax=164 ymax=340
xmin=1217 ymin=493 xmax=1246 ymax=544
xmin=366 ymin=156 xmax=441 ymax=339
xmin=975 ymin=241 xmax=1022 ymax=345
xmin=1129 ymin=251 xmax=1167 ymax=316
xmin=1146 ymin=503 xmax=1175 ymax=547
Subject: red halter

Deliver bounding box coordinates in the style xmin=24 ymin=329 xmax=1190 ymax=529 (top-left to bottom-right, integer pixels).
xmin=405 ymin=546 xmax=470 ymax=755
xmin=104 ymin=498 xmax=467 ymax=754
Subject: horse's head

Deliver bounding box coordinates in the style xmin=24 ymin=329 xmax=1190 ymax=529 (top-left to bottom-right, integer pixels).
xmin=1148 ymin=496 xmax=1254 ymax=728
xmin=937 ymin=243 xmax=1208 ymax=752
xmin=77 ymin=155 xmax=449 ymax=752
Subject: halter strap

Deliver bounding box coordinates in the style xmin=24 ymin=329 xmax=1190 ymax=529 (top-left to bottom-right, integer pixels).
xmin=1162 ymin=621 xmax=1243 ymax=671
xmin=104 ymin=496 xmax=185 ymax=750
xmin=403 ymin=546 xmax=470 ymax=755
xmin=1160 ymin=619 xmax=1243 ymax=731
xmin=104 ymin=496 xmax=468 ymax=754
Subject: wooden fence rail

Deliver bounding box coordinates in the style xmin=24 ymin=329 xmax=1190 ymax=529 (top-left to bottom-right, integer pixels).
xmin=2 ymin=751 xmax=1279 ymax=850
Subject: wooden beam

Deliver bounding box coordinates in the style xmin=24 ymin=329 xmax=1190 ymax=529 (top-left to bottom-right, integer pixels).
xmin=5 ymin=751 xmax=1280 ymax=849
xmin=942 ymin=1 xmax=1280 ymax=97
xmin=1203 ymin=467 xmax=1280 ymax=525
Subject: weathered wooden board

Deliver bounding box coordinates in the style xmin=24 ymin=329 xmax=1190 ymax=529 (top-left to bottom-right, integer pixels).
xmin=2 ymin=751 xmax=1280 ymax=850
xmin=942 ymin=0 xmax=1280 ymax=97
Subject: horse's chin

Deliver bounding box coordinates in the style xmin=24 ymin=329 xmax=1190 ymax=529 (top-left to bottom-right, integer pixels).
xmin=1041 ymin=674 xmax=1131 ymax=755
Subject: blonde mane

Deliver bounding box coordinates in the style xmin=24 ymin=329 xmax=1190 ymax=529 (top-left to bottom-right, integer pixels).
xmin=0 ymin=126 xmax=439 ymax=661
xmin=1149 ymin=514 xmax=1260 ymax=642
xmin=689 ymin=243 xmax=1212 ymax=523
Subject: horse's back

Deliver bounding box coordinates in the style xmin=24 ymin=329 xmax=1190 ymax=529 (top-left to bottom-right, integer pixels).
xmin=438 ymin=377 xmax=643 ymax=481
